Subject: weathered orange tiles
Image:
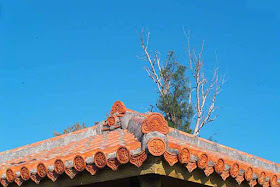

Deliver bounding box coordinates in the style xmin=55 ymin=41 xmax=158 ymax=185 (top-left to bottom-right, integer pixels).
xmin=0 ymin=101 xmax=279 ymax=187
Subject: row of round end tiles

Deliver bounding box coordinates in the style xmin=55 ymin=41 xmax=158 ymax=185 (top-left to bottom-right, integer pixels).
xmin=147 ymin=137 xmax=280 ymax=187
xmin=0 ymin=146 xmax=137 ymax=187
xmin=149 ymin=138 xmax=280 ymax=187
xmin=1 ymin=138 xmax=279 ymax=187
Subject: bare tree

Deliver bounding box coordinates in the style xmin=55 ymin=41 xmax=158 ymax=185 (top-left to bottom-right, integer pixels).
xmin=137 ymin=30 xmax=192 ymax=130
xmin=138 ymin=29 xmax=224 ymax=136
xmin=184 ymin=30 xmax=225 ymax=136
xmin=137 ymin=31 xmax=169 ymax=97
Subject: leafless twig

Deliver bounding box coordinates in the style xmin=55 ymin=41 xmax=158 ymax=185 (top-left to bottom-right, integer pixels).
xmin=184 ymin=32 xmax=224 ymax=136
xmin=137 ymin=30 xmax=169 ymax=96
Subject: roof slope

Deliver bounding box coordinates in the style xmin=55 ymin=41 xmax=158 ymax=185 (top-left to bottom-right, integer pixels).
xmin=0 ymin=101 xmax=279 ymax=187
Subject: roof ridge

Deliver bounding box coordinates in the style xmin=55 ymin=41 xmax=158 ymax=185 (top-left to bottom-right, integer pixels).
xmin=0 ymin=125 xmax=98 ymax=159
xmin=169 ymin=127 xmax=278 ymax=166
xmin=0 ymin=101 xmax=279 ymax=187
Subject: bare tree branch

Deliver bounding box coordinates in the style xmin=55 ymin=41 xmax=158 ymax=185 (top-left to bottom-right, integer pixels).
xmin=183 ymin=28 xmax=196 ymax=79
xmin=138 ymin=30 xmax=190 ymax=129
xmin=138 ymin=31 xmax=166 ymax=96
xmin=138 ymin=29 xmax=224 ymax=136
xmin=185 ymin=33 xmax=224 ymax=136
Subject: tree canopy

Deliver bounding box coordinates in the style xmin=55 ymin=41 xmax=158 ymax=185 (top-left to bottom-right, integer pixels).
xmin=156 ymin=51 xmax=193 ymax=133
xmin=138 ymin=30 xmax=224 ymax=136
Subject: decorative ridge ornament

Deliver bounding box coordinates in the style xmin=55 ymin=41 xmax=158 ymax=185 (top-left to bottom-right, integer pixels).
xmin=142 ymin=113 xmax=169 ymax=135
xmin=258 ymin=171 xmax=266 ymax=185
xmin=37 ymin=163 xmax=47 ymax=178
xmin=65 ymin=168 xmax=77 ymax=179
xmin=271 ymin=175 xmax=278 ymax=187
xmin=197 ymin=153 xmax=208 ymax=169
xmin=164 ymin=151 xmax=178 ymax=166
xmin=20 ymin=166 xmax=30 ymax=181
xmin=230 ymin=163 xmax=239 ymax=178
xmin=147 ymin=137 xmax=166 ymax=156
xmin=54 ymin=159 xmax=65 ymax=175
xmin=110 ymin=101 xmax=126 ymax=116
xmin=73 ymin=155 xmax=86 ymax=172
xmin=245 ymin=167 xmax=253 ymax=181
xmin=107 ymin=158 xmax=120 ymax=171
xmin=130 ymin=150 xmax=147 ymax=168
xmin=94 ymin=151 xmax=107 ymax=169
xmin=214 ymin=158 xmax=225 ymax=174
xmin=6 ymin=169 xmax=15 ymax=183
xmin=116 ymin=146 xmax=130 ymax=164
xmin=85 ymin=164 xmax=98 ymax=176
xmin=204 ymin=165 xmax=214 ymax=176
xmin=14 ymin=177 xmax=22 ymax=186
xmin=107 ymin=116 xmax=116 ymax=126
xmin=178 ymin=147 xmax=190 ymax=164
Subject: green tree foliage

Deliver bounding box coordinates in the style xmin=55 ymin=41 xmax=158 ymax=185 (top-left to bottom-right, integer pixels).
xmin=139 ymin=31 xmax=223 ymax=136
xmin=156 ymin=51 xmax=193 ymax=133
xmin=53 ymin=122 xmax=86 ymax=136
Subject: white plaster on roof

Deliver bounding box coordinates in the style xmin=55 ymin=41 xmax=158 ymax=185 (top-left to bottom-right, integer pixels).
xmin=0 ymin=126 xmax=98 ymax=163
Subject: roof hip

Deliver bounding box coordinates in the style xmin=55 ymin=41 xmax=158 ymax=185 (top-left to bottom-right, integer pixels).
xmin=0 ymin=101 xmax=279 ymax=187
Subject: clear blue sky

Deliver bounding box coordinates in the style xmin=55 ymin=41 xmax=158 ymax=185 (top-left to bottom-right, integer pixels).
xmin=0 ymin=1 xmax=279 ymax=163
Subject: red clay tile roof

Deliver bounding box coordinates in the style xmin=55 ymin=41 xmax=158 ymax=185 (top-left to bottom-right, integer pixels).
xmin=0 ymin=101 xmax=279 ymax=187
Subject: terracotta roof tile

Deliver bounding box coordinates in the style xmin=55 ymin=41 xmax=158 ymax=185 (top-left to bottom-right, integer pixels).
xmin=0 ymin=101 xmax=279 ymax=187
